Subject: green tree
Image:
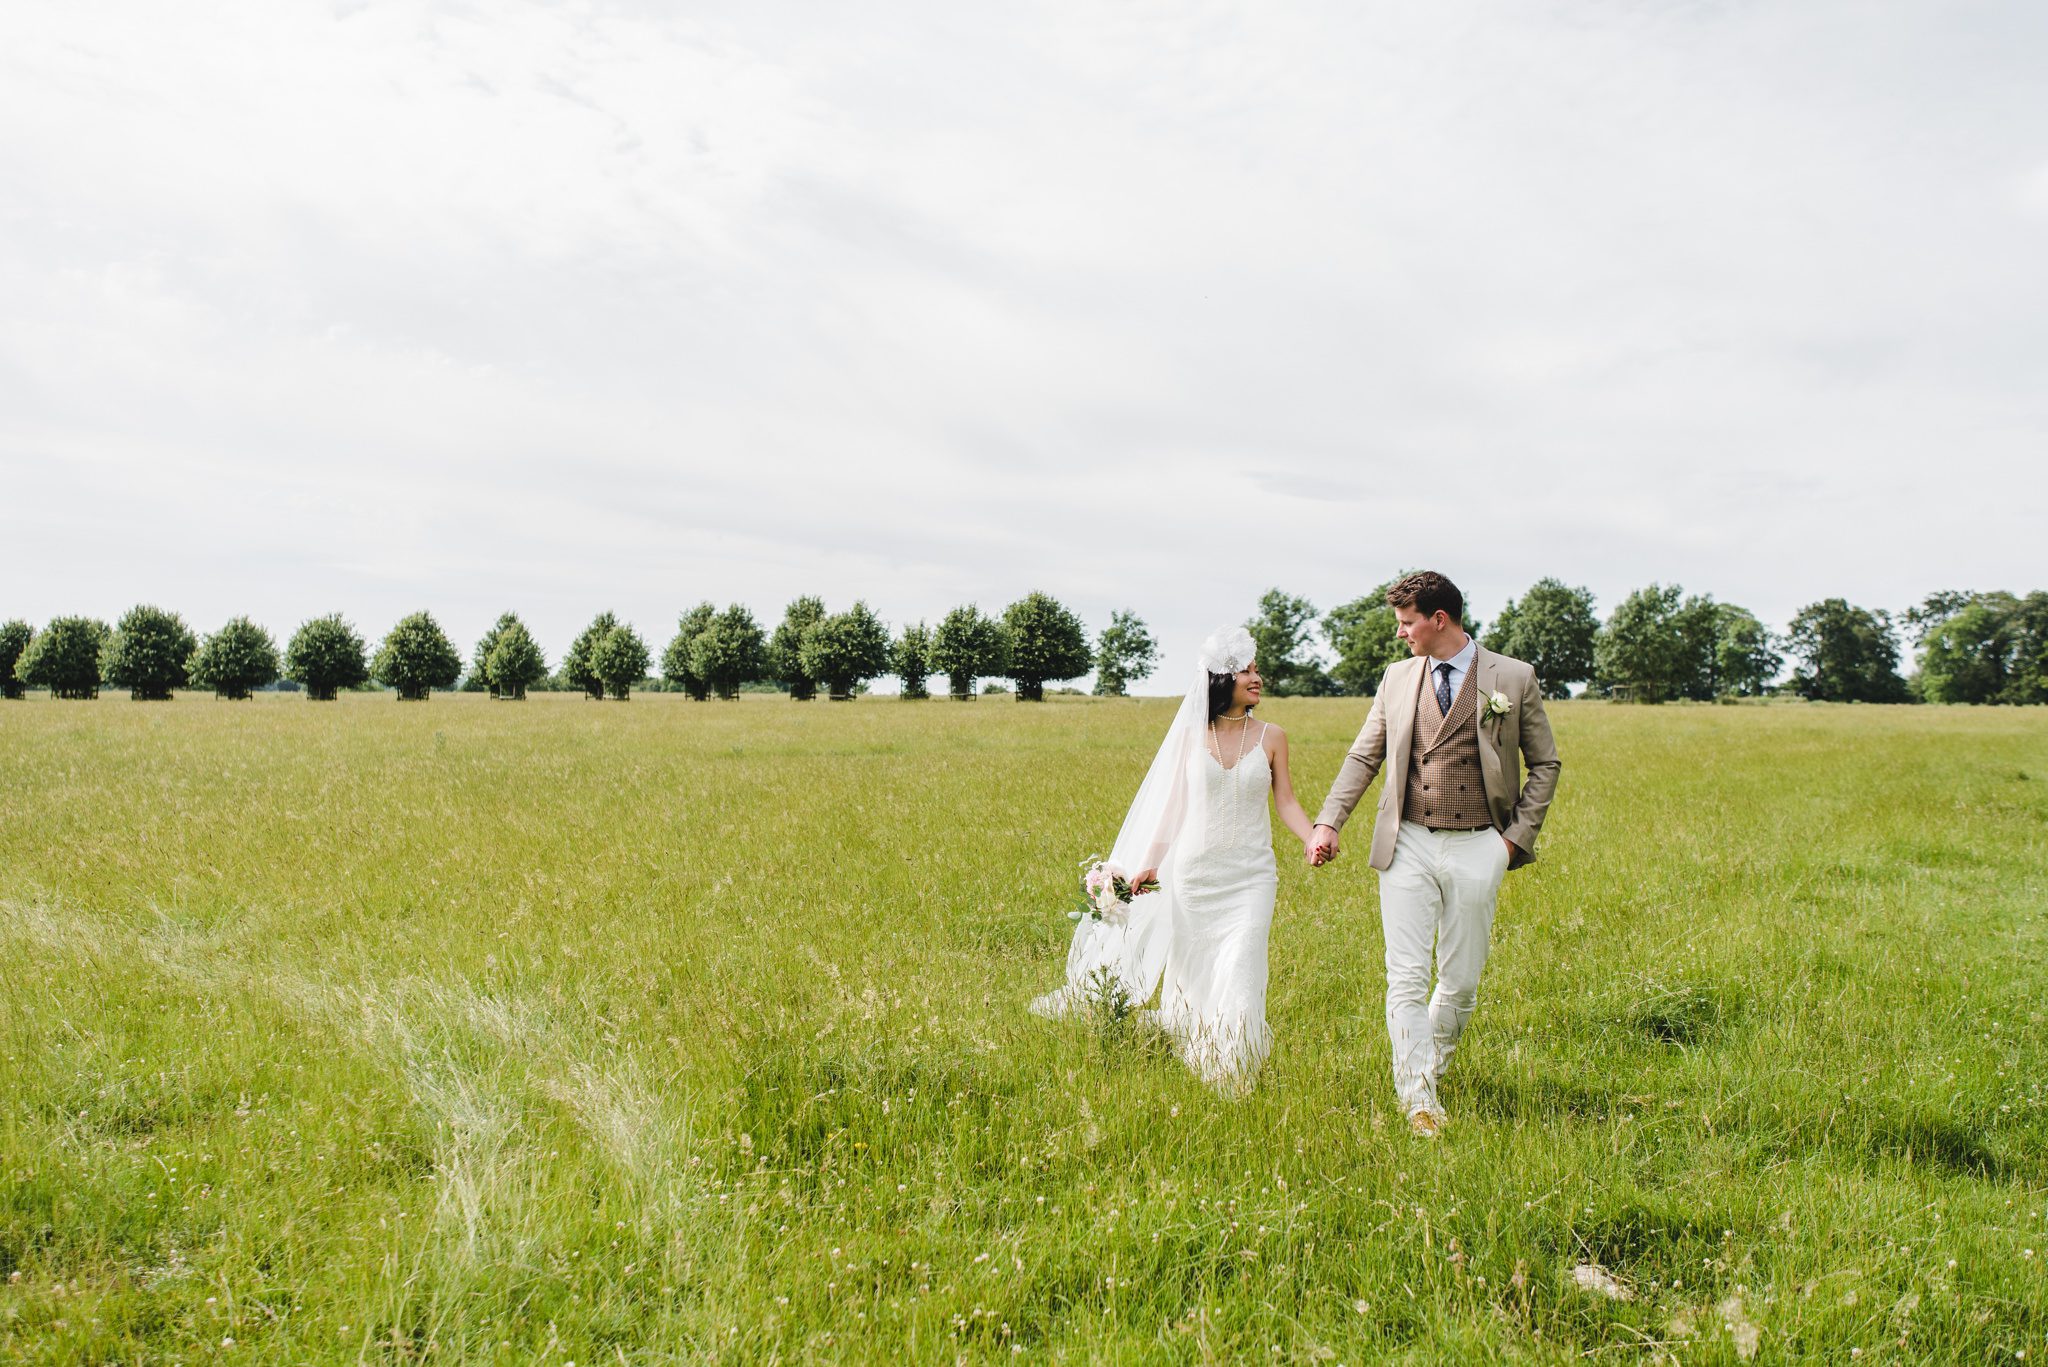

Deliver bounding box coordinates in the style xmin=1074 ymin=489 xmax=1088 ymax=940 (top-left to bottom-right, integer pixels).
xmin=591 ymin=622 xmax=650 ymax=701
xmin=1904 ymin=590 xmax=1978 ymax=645
xmin=1711 ymin=604 xmax=1781 ymax=698
xmin=1918 ymin=597 xmax=2009 ymax=704
xmin=2005 ymin=593 xmax=2048 ymax=706
xmin=1594 ymin=584 xmax=1686 ymax=703
xmin=1002 ymin=592 xmax=1090 ymax=702
xmin=188 ymin=617 xmax=280 ymax=700
xmin=0 ymin=620 xmax=31 ymax=699
xmin=17 ymin=616 xmax=108 ymax=699
xmin=662 ymin=602 xmax=718 ymax=701
xmin=1092 ymin=610 xmax=1160 ymax=697
xmin=562 ymin=612 xmax=621 ymax=701
xmin=1670 ymin=593 xmax=1724 ymax=701
xmin=372 ymin=612 xmax=463 ymax=700
xmin=1482 ymin=579 xmax=1597 ymax=698
xmin=1324 ymin=582 xmax=1407 ymax=696
xmin=285 ymin=614 xmax=369 ymax=701
xmin=1783 ymin=598 xmax=1909 ymax=703
xmin=928 ymin=605 xmax=1010 ymax=701
xmin=102 ymin=604 xmax=197 ymax=700
xmin=800 ymin=601 xmax=892 ymax=701
xmin=468 ymin=613 xmax=524 ymax=696
xmin=485 ymin=619 xmax=548 ymax=700
xmin=692 ymin=604 xmax=768 ymax=701
xmin=1914 ymin=590 xmax=2048 ymax=705
xmin=894 ymin=621 xmax=933 ymax=700
xmin=1245 ymin=590 xmax=1330 ymax=696
xmin=771 ymin=596 xmax=827 ymax=701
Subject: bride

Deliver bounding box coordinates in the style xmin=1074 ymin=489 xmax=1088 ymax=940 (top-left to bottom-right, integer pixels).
xmin=1030 ymin=627 xmax=1316 ymax=1090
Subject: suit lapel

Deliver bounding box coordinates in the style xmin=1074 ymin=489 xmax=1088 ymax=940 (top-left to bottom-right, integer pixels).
xmin=1472 ymin=645 xmax=1505 ymax=788
xmin=1387 ymin=656 xmax=1424 ymax=774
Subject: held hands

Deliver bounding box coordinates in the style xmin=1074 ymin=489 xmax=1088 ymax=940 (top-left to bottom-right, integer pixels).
xmin=1303 ymin=829 xmax=1510 ymax=865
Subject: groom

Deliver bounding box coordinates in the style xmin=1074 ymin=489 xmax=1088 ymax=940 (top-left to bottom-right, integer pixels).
xmin=1308 ymin=571 xmax=1561 ymax=1138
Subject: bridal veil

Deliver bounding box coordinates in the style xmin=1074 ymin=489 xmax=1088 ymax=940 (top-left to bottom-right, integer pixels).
xmin=1028 ymin=626 xmax=1254 ymax=1018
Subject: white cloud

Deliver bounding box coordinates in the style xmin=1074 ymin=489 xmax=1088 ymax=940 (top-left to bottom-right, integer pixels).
xmin=3 ymin=0 xmax=2044 ymax=677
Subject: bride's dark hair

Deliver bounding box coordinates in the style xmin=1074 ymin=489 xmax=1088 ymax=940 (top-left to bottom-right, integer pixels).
xmin=1207 ymin=671 xmax=1250 ymax=722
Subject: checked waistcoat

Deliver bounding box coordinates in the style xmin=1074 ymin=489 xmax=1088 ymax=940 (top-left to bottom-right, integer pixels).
xmin=1402 ymin=661 xmax=1491 ymax=831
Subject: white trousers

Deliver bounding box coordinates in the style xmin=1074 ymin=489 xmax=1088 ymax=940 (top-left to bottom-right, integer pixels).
xmin=1378 ymin=821 xmax=1511 ymax=1116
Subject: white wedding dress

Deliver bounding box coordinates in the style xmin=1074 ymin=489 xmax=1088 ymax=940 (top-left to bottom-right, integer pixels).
xmin=1150 ymin=718 xmax=1277 ymax=1088
xmin=1030 ymin=624 xmax=1280 ymax=1093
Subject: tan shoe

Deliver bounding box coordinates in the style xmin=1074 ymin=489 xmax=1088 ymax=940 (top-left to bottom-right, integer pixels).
xmin=1408 ymin=1109 xmax=1443 ymax=1139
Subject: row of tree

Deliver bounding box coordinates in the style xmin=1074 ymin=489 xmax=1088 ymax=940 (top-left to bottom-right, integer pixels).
xmin=0 ymin=610 xmax=454 ymax=703
xmin=1240 ymin=578 xmax=2047 ymax=705
xmin=531 ymin=594 xmax=1160 ymax=703
xmin=0 ymin=593 xmax=1163 ymax=704
xmin=5 ymin=584 xmax=2038 ymax=706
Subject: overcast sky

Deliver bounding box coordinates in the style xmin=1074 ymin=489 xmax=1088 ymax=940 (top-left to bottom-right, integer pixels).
xmin=5 ymin=1 xmax=2045 ymax=687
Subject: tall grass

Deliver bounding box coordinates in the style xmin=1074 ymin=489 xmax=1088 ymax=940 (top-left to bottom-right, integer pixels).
xmin=1 ymin=693 xmax=2043 ymax=1362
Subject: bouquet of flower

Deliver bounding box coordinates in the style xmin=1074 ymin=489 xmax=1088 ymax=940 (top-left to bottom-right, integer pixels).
xmin=1071 ymin=856 xmax=1161 ymax=925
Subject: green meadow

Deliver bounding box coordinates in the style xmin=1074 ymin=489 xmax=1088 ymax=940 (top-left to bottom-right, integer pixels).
xmin=2 ymin=693 xmax=2044 ymax=1363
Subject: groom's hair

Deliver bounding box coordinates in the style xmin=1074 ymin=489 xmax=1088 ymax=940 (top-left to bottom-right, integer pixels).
xmin=1386 ymin=570 xmax=1463 ymax=623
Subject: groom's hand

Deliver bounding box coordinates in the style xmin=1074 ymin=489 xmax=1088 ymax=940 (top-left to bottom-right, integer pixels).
xmin=1308 ymin=824 xmax=1340 ymax=867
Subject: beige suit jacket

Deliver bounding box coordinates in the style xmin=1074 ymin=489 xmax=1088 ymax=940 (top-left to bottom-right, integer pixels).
xmin=1314 ymin=645 xmax=1562 ymax=872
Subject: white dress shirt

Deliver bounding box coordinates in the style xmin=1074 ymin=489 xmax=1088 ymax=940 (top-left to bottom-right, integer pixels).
xmin=1430 ymin=635 xmax=1478 ymax=704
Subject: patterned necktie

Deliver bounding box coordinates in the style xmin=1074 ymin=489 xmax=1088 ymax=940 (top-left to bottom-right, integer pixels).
xmin=1435 ymin=661 xmax=1454 ymax=716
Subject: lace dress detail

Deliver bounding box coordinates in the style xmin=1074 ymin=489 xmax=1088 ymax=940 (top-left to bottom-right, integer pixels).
xmin=1148 ymin=722 xmax=1277 ymax=1089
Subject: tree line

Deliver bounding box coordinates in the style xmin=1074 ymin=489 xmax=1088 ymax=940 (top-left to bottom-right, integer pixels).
xmin=0 ymin=593 xmax=1162 ymax=704
xmin=3 ymin=581 xmax=2038 ymax=706
xmin=1241 ymin=577 xmax=2048 ymax=705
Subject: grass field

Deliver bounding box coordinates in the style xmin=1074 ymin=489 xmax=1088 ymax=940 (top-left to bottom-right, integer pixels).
xmin=2 ymin=692 xmax=2044 ymax=1363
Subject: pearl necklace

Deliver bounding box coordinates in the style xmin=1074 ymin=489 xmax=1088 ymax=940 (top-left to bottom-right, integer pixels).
xmin=1211 ymin=711 xmax=1253 ymax=763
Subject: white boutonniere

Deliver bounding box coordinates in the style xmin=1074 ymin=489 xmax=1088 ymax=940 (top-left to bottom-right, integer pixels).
xmin=1482 ymin=690 xmax=1513 ymax=724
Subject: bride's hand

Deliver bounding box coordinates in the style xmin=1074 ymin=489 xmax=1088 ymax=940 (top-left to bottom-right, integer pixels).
xmin=1132 ymin=867 xmax=1160 ymax=894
